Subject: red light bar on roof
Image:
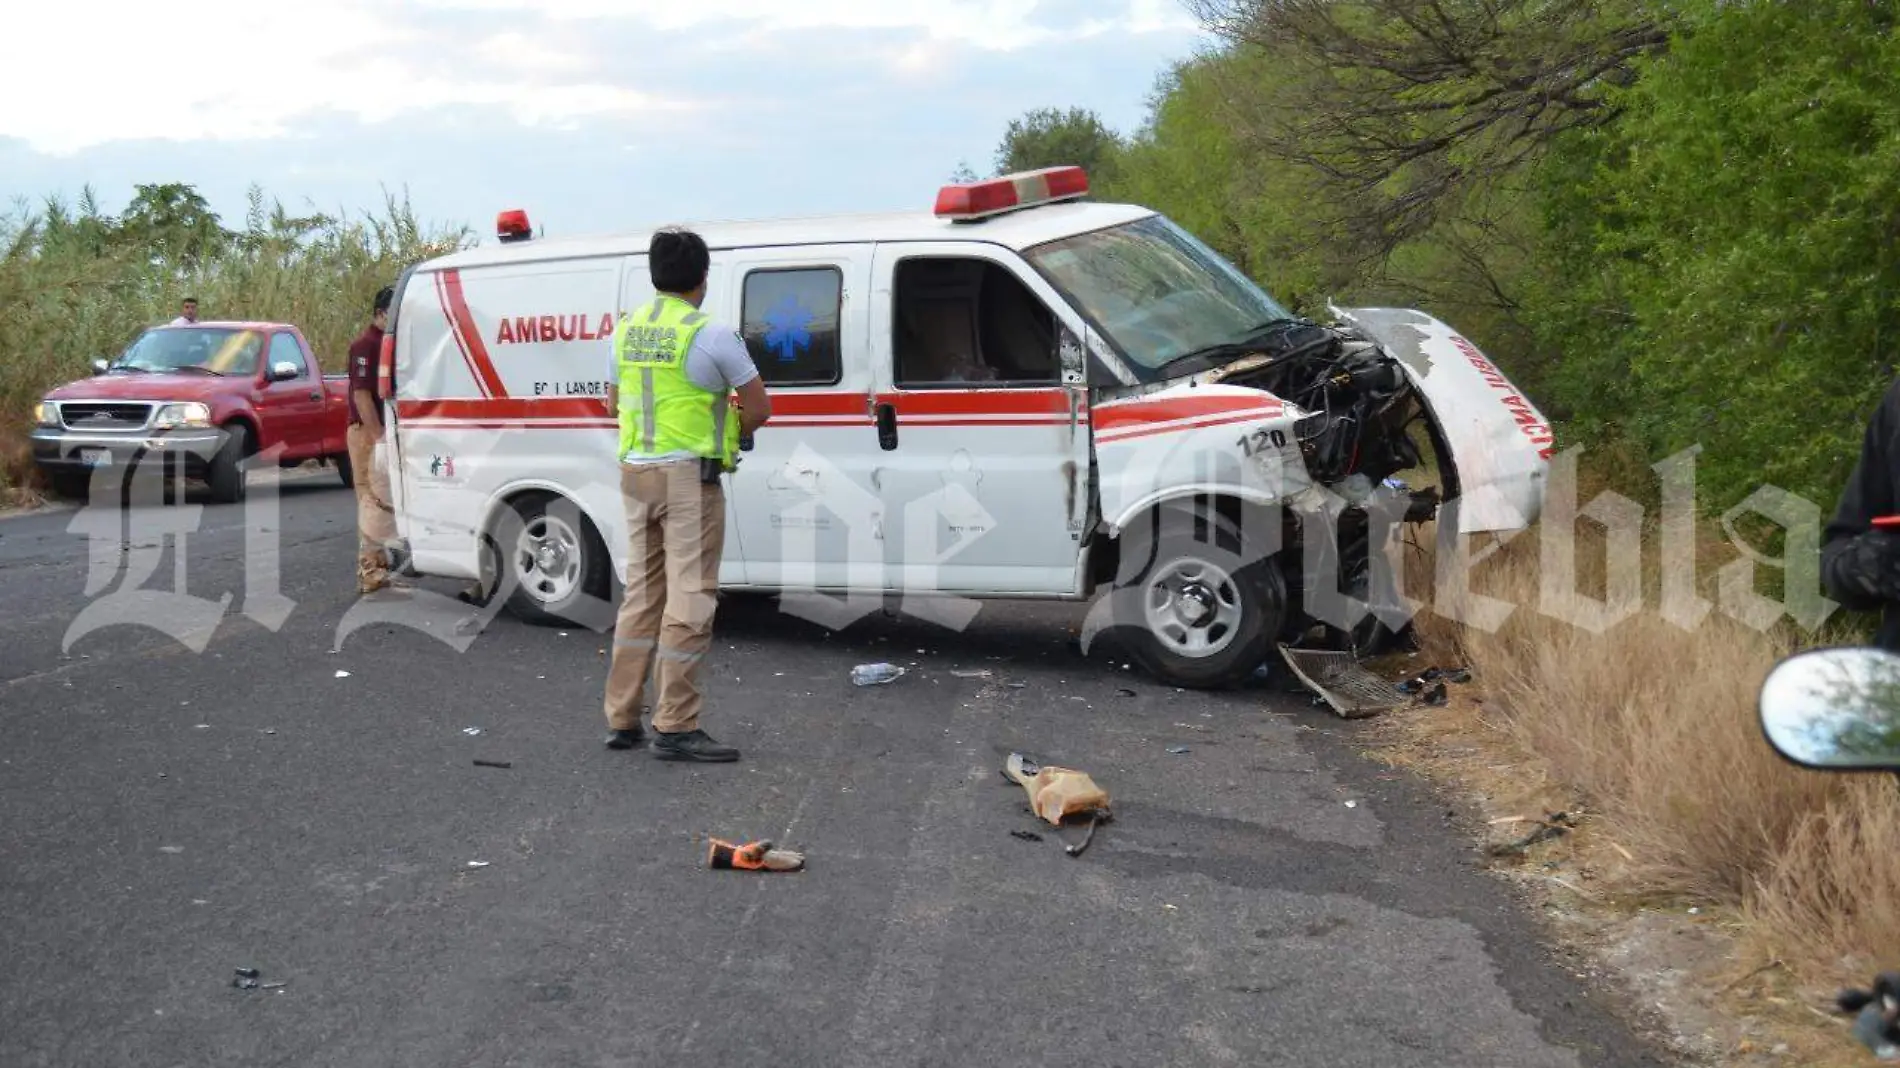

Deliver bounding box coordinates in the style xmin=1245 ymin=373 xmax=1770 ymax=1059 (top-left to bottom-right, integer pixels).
xmin=934 ymin=166 xmax=1090 ymax=222
xmin=497 ymin=209 xmax=532 ymax=243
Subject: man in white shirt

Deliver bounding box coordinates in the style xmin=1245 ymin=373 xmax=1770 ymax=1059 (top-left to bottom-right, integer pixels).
xmin=168 ymin=297 xmax=198 ymax=326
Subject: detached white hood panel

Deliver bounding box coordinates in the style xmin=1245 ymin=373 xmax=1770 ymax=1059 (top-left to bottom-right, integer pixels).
xmin=1331 ymin=306 xmax=1552 ymax=534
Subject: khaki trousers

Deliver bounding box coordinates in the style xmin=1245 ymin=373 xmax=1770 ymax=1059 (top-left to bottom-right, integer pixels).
xmin=347 ymin=423 xmax=398 ymax=590
xmin=602 ymin=460 xmax=726 ymax=734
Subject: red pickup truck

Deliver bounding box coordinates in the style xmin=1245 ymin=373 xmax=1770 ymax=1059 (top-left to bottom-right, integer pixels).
xmin=31 ymin=320 xmax=354 ymax=503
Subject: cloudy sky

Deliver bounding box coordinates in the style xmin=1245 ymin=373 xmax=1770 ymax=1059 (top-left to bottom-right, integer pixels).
xmin=2 ymin=0 xmax=1206 ymax=240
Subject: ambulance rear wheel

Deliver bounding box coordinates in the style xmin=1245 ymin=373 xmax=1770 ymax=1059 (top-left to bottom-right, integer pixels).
xmin=1106 ymin=506 xmax=1284 ymax=690
xmin=496 ymin=492 xmax=615 ymax=630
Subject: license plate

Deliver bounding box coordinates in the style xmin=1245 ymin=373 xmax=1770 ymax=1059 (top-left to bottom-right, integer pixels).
xmin=79 ymin=448 xmax=111 ymax=468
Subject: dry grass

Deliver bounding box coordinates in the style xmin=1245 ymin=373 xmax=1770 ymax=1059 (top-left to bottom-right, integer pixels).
xmin=1366 ymin=490 xmax=1900 ymax=1063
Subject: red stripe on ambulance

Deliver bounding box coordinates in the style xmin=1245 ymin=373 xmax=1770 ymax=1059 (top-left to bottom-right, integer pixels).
xmin=436 ymin=269 xmax=510 ymax=398
xmin=395 ymin=389 xmax=1084 ymax=429
xmin=1093 ymin=395 xmax=1283 ymax=435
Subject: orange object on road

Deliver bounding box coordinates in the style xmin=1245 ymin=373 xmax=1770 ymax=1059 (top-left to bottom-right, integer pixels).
xmin=707 ymin=838 xmax=805 ymax=872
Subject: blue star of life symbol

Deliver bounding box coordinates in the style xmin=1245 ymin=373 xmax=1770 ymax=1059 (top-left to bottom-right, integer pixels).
xmin=763 ymin=293 xmax=814 ymax=363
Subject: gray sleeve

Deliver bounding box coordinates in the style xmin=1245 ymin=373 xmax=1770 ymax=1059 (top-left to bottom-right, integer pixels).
xmin=691 ymin=324 xmax=762 ymax=392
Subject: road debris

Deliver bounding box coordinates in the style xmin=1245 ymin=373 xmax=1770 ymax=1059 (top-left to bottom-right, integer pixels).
xmin=1276 ymin=644 xmax=1409 ymax=719
xmin=466 ymin=860 xmax=491 ymax=869
xmin=950 ymin=668 xmax=992 ymax=679
xmin=1002 ymin=752 xmax=1112 ymax=858
xmin=462 ymin=727 xmax=483 ymax=736
xmin=1835 ymin=972 xmax=1900 ymax=1059
xmin=1009 ymin=830 xmax=1044 ymax=842
xmin=1486 ymin=812 xmax=1575 ymax=858
xmin=334 ymin=670 xmax=351 ymax=679
xmin=1065 ymin=812 xmax=1103 ymax=857
xmin=1166 ymin=745 xmax=1191 ymax=755
xmin=707 ymin=838 xmax=805 ymax=872
xmin=850 ymin=663 xmax=905 ymax=686
xmin=473 ymin=760 xmax=512 ymax=769
xmin=1399 ymin=666 xmax=1473 ymax=693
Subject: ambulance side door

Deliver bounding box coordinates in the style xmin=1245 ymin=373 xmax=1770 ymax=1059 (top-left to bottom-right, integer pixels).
xmin=866 ymin=240 xmax=1093 ymax=595
xmin=717 ymin=244 xmax=879 ymax=595
xmin=616 ymin=254 xmax=749 ymax=586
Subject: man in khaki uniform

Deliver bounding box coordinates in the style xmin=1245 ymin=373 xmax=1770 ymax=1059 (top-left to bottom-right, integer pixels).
xmin=601 ymin=229 xmax=771 ymax=762
xmin=346 ymin=285 xmax=403 ymax=594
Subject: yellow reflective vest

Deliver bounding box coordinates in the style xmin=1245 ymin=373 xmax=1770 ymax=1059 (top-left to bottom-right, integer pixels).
xmin=611 ymin=294 xmax=740 ymax=469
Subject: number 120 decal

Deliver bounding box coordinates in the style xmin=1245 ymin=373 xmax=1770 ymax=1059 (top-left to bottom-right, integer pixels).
xmin=1237 ymin=427 xmax=1289 ymax=456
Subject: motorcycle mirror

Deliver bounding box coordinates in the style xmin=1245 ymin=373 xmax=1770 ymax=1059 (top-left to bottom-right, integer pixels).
xmin=1759 ymin=646 xmax=1900 ymax=771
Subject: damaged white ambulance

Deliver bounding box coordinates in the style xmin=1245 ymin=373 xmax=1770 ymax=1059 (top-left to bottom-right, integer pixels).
xmin=376 ymin=166 xmax=1552 ymax=689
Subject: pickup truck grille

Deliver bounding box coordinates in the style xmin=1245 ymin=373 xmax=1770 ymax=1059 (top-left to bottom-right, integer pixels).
xmin=59 ymin=403 xmax=153 ymax=430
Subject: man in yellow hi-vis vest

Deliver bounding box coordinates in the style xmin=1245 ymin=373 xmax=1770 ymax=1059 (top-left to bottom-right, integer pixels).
xmin=601 ymin=228 xmax=772 ymax=762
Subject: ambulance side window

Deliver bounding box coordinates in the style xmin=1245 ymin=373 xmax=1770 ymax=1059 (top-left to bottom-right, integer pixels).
xmin=892 ymin=256 xmax=1059 ymax=389
xmin=739 ymin=267 xmax=843 ymax=386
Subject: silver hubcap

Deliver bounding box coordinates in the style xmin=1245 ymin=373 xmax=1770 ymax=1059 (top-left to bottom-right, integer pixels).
xmin=1143 ymin=555 xmax=1244 ymax=659
xmin=515 ymin=514 xmax=583 ymax=604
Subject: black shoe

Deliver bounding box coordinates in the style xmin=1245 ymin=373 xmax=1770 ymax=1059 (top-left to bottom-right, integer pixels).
xmin=651 ymin=729 xmax=739 ymax=763
xmin=604 ymin=727 xmax=646 ymax=750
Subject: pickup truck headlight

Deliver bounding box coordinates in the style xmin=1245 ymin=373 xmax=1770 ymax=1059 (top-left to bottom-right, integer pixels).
xmin=152 ymin=402 xmax=212 ymax=429
xmin=34 ymin=400 xmax=59 ymax=427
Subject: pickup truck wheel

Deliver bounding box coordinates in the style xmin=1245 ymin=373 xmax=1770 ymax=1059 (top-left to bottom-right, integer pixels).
xmin=494 ymin=493 xmax=615 ymax=630
xmin=48 ymin=472 xmax=91 ymax=501
xmin=1103 ymin=508 xmax=1285 ymax=690
xmin=332 ymin=451 xmax=354 ymax=488
xmin=207 ymin=422 xmax=251 ymax=505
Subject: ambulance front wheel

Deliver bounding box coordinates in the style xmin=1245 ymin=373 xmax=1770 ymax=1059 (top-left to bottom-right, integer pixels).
xmin=1106 ymin=508 xmax=1285 ymax=690
xmin=494 ymin=491 xmax=616 ymax=630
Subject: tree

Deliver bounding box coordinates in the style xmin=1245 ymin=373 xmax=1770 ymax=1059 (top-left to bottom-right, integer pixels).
xmin=1185 ymin=0 xmax=1672 ymax=254
xmin=993 ymin=107 xmax=1125 ymax=182
xmin=116 ymin=182 xmax=232 ymax=270
xmin=1528 ymin=0 xmax=1900 ymax=508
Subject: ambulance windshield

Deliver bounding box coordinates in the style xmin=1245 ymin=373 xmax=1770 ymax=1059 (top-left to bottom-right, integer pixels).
xmin=1024 ymin=215 xmax=1294 ymax=377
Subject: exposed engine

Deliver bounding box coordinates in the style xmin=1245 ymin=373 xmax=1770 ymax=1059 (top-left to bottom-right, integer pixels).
xmin=1209 ymin=319 xmax=1439 ymax=508
xmin=1207 ymin=319 xmax=1444 ymax=655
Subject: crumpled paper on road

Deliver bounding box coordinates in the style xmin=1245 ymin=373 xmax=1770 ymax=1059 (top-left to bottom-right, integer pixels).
xmin=1004 ymin=752 xmax=1110 ymax=826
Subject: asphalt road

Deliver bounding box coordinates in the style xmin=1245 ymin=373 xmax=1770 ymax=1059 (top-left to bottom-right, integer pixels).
xmin=0 ymin=473 xmax=1671 ymax=1068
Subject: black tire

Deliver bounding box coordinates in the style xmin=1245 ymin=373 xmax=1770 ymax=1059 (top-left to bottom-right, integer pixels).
xmin=48 ymin=471 xmax=91 ymax=501
xmin=207 ymin=422 xmax=251 ymax=504
xmin=1098 ymin=505 xmax=1286 ymax=690
xmin=492 ymin=492 xmax=616 ymax=630
xmin=332 ymin=451 xmax=354 ymax=488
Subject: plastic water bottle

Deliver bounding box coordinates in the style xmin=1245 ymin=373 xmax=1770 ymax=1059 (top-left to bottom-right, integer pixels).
xmin=851 ymin=663 xmax=905 ymax=686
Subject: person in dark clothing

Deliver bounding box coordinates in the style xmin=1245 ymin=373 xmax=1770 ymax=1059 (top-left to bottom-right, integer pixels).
xmin=1820 ymin=377 xmax=1900 ymax=651
xmin=347 ymin=286 xmax=402 ymax=594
